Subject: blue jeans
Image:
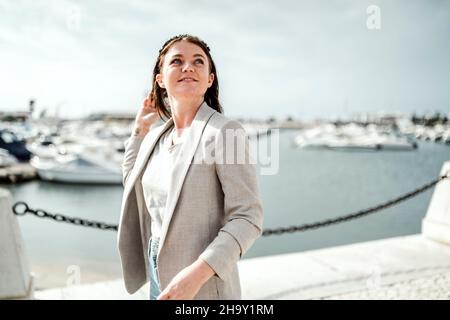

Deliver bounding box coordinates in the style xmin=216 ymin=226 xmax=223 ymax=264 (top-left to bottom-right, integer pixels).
xmin=148 ymin=237 xmax=161 ymax=300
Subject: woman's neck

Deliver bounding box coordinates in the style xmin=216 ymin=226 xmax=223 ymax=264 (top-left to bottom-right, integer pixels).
xmin=169 ymin=96 xmax=204 ymax=130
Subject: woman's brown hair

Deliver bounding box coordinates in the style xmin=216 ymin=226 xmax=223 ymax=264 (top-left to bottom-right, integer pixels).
xmin=150 ymin=34 xmax=223 ymax=120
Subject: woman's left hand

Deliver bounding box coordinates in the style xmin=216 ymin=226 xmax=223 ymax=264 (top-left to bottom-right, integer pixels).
xmin=157 ymin=259 xmax=215 ymax=300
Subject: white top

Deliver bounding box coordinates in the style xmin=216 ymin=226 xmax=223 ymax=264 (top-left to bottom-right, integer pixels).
xmin=141 ymin=126 xmax=189 ymax=239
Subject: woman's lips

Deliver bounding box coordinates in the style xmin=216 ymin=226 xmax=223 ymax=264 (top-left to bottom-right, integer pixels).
xmin=178 ymin=78 xmax=197 ymax=82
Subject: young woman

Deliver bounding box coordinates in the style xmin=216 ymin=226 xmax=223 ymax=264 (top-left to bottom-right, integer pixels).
xmin=118 ymin=34 xmax=264 ymax=300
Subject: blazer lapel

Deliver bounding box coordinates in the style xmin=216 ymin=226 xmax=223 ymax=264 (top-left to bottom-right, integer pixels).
xmin=157 ymin=101 xmax=216 ymax=256
xmin=123 ymin=118 xmax=174 ymax=199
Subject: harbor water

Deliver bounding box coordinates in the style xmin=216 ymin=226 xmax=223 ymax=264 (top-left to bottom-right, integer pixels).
xmin=1 ymin=130 xmax=449 ymax=289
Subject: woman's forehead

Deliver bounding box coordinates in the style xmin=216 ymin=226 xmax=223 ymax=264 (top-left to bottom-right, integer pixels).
xmin=166 ymin=41 xmax=206 ymax=58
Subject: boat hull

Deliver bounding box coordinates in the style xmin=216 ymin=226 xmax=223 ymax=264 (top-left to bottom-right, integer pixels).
xmin=36 ymin=168 xmax=121 ymax=185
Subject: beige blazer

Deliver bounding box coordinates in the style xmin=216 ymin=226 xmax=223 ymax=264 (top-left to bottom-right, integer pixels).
xmin=117 ymin=101 xmax=264 ymax=299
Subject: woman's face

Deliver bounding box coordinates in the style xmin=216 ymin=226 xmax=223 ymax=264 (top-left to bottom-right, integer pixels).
xmin=156 ymin=40 xmax=214 ymax=102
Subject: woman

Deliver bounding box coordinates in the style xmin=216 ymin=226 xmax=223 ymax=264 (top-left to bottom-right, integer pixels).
xmin=117 ymin=34 xmax=264 ymax=300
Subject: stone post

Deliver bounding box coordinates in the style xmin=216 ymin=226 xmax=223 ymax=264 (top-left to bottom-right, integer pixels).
xmin=0 ymin=188 xmax=34 ymax=299
xmin=422 ymin=161 xmax=450 ymax=245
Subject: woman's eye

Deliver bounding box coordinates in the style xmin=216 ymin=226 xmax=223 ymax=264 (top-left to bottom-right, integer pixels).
xmin=170 ymin=58 xmax=204 ymax=65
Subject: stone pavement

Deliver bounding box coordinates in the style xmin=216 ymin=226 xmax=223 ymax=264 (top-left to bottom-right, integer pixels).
xmin=238 ymin=235 xmax=450 ymax=300
xmin=321 ymin=270 xmax=450 ymax=300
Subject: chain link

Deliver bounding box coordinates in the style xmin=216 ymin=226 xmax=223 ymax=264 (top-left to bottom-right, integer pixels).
xmin=262 ymin=174 xmax=449 ymax=236
xmin=12 ymin=202 xmax=118 ymax=231
xmin=12 ymin=174 xmax=449 ymax=235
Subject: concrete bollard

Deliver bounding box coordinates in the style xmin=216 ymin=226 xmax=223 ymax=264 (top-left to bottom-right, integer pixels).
xmin=422 ymin=161 xmax=450 ymax=246
xmin=0 ymin=188 xmax=34 ymax=299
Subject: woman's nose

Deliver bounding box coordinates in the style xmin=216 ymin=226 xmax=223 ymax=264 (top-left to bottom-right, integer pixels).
xmin=181 ymin=62 xmax=194 ymax=72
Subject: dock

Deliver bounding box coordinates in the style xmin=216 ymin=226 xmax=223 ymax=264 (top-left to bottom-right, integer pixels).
xmin=0 ymin=163 xmax=37 ymax=183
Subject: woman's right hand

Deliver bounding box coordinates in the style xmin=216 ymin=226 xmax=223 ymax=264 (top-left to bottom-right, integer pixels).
xmin=133 ymin=95 xmax=159 ymax=138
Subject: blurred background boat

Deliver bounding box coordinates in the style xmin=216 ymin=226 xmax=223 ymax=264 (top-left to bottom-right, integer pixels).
xmin=294 ymin=123 xmax=417 ymax=151
xmin=0 ymin=129 xmax=32 ymax=161
xmin=29 ymin=145 xmax=123 ymax=185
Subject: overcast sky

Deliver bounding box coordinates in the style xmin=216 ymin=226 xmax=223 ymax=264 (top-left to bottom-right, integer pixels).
xmin=0 ymin=0 xmax=449 ymax=120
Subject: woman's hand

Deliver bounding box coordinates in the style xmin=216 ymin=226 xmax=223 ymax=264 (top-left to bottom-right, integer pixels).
xmin=157 ymin=259 xmax=215 ymax=300
xmin=133 ymin=94 xmax=160 ymax=138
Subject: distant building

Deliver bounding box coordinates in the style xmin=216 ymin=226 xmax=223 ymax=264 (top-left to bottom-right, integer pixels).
xmin=0 ymin=111 xmax=31 ymax=122
xmin=85 ymin=112 xmax=135 ymax=122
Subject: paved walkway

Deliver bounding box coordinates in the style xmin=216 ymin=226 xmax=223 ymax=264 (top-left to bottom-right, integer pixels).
xmin=321 ymin=271 xmax=450 ymax=299
xmin=238 ymin=234 xmax=450 ymax=299
xmin=34 ymin=234 xmax=450 ymax=300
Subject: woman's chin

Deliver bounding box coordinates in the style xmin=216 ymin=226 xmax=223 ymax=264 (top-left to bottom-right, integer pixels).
xmin=170 ymin=90 xmax=204 ymax=100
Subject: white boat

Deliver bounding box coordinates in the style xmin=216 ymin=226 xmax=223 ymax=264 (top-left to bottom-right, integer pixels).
xmin=327 ymin=139 xmax=380 ymax=151
xmin=375 ymin=137 xmax=417 ymax=150
xmin=294 ymin=124 xmax=417 ymax=151
xmin=30 ymin=148 xmax=122 ymax=185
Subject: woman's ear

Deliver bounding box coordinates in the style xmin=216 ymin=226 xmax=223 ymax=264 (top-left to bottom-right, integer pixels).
xmin=156 ymin=74 xmax=165 ymax=88
xmin=208 ymin=73 xmax=215 ymax=88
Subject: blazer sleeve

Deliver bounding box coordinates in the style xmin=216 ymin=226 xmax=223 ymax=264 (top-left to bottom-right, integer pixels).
xmin=121 ymin=134 xmax=144 ymax=186
xmin=199 ymin=120 xmax=264 ymax=280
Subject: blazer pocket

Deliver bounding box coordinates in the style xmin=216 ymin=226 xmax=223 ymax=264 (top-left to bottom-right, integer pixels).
xmin=213 ymin=275 xmax=222 ymax=300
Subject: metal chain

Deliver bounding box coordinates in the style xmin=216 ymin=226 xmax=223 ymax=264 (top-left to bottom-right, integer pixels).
xmin=262 ymin=174 xmax=449 ymax=236
xmin=12 ymin=202 xmax=118 ymax=231
xmin=12 ymin=174 xmax=449 ymax=235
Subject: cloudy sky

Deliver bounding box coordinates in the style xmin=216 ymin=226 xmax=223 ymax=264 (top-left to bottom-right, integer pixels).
xmin=0 ymin=0 xmax=449 ymax=120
